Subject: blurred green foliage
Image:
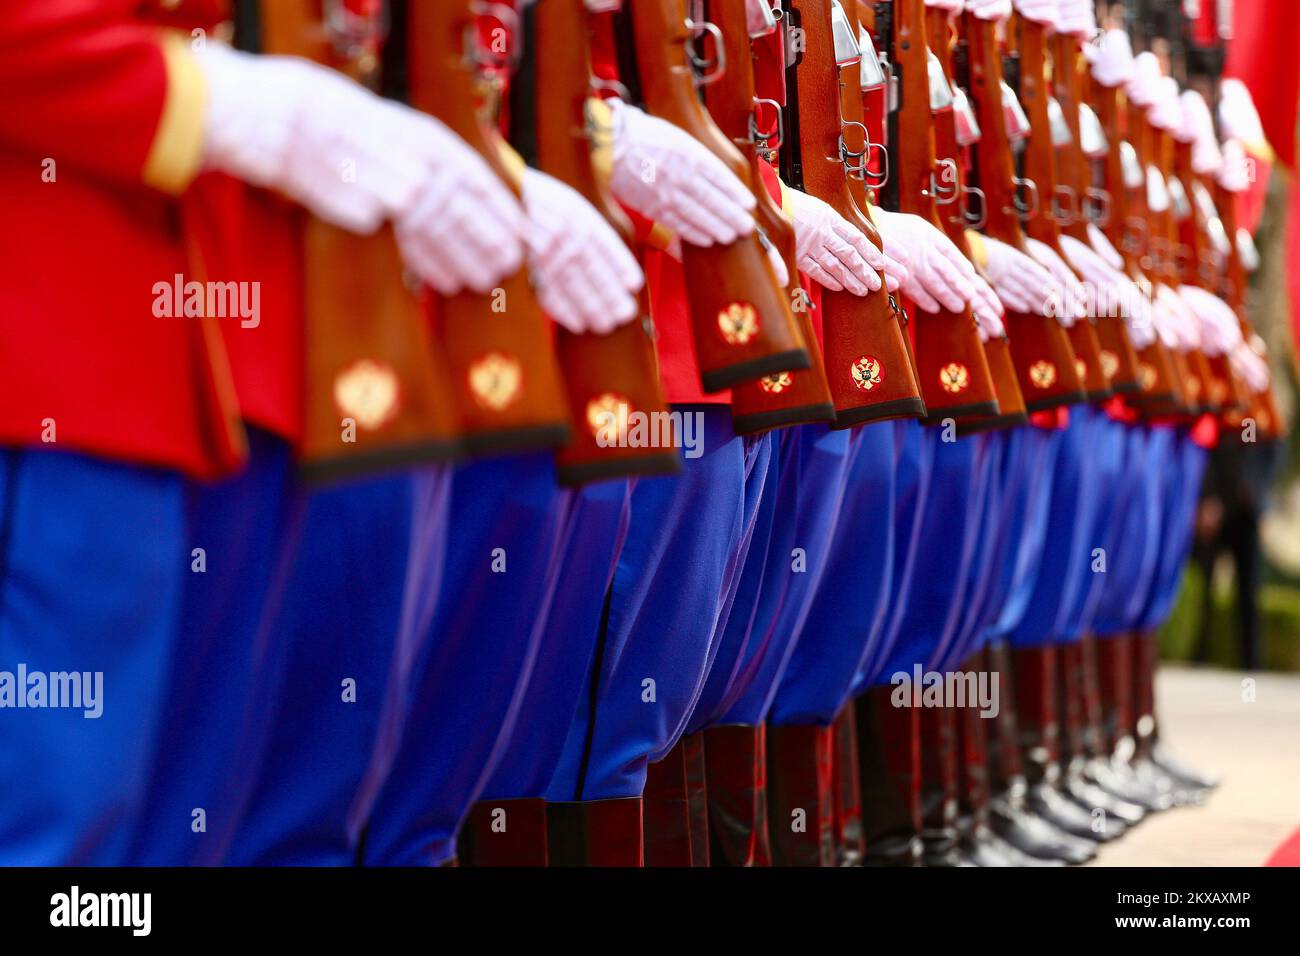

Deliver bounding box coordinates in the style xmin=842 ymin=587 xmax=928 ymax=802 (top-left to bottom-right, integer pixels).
xmin=1160 ymin=565 xmax=1300 ymax=671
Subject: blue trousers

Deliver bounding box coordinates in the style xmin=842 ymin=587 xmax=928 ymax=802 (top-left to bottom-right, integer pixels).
xmin=873 ymin=429 xmax=994 ymax=681
xmin=358 ymin=454 xmax=570 ymax=866
xmin=767 ymin=420 xmax=904 ymax=727
xmin=1137 ymin=429 xmax=1206 ymax=632
xmin=126 ymin=430 xmax=296 ymax=865
xmin=683 ymin=430 xmax=780 ymax=735
xmin=476 ymin=478 xmax=632 ymax=800
xmin=0 ymin=440 xmax=281 ymax=865
xmin=1091 ymin=426 xmax=1164 ymax=637
xmin=1008 ymin=411 xmax=1102 ymax=649
xmin=719 ymin=425 xmax=855 ymax=726
xmin=546 ymin=406 xmax=760 ymax=801
xmin=225 ymin=466 xmax=449 ymax=865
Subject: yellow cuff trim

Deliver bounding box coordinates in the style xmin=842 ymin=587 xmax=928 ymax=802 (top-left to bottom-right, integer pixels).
xmin=647 ymin=221 xmax=675 ymax=251
xmin=587 ymin=97 xmax=615 ymax=186
xmin=778 ymin=177 xmax=796 ymax=220
xmin=143 ymin=30 xmax=207 ymax=195
xmin=492 ymin=135 xmax=528 ymax=191
xmin=965 ymin=230 xmax=989 ymax=271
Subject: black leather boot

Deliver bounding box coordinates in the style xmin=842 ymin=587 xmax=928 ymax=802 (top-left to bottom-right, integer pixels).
xmin=642 ymin=740 xmax=695 ymax=866
xmin=1060 ymin=640 xmax=1145 ymax=831
xmin=919 ymin=703 xmax=974 ymax=866
xmin=460 ymin=797 xmax=549 ymax=866
xmin=1133 ymin=630 xmax=1215 ymax=803
xmin=766 ymin=722 xmax=836 ymax=866
xmin=985 ymin=640 xmax=1097 ymax=865
xmin=1094 ymin=633 xmax=1173 ymax=812
xmin=703 ymin=724 xmax=766 ymax=866
xmin=547 ymin=797 xmax=644 ymax=866
xmin=682 ymin=731 xmax=711 ymax=866
xmin=831 ymin=701 xmax=865 ymax=866
xmin=855 ymin=687 xmax=923 ymax=866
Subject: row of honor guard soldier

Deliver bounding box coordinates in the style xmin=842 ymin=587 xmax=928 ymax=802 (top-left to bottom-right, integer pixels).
xmin=0 ymin=0 xmax=1279 ymax=866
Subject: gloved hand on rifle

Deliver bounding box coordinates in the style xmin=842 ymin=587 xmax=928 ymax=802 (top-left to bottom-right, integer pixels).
xmin=1179 ymin=91 xmax=1223 ymax=176
xmin=969 ymin=274 xmax=1007 ymax=342
xmin=1178 ymin=285 xmax=1244 ymax=358
xmin=1060 ymin=232 xmax=1146 ymax=338
xmin=965 ymin=0 xmax=1013 ymax=20
xmin=872 ymin=208 xmax=978 ymax=314
xmin=978 ymin=235 xmax=1057 ymax=316
xmin=785 ymin=188 xmax=885 ymax=296
xmin=1229 ymin=338 xmax=1270 ymax=393
xmin=1012 ymin=0 xmax=1058 ymax=26
xmin=606 ymin=98 xmax=756 ymax=248
xmin=1085 ymin=29 xmax=1134 ymax=89
xmin=195 ymin=41 xmax=528 ymax=297
xmin=1055 ymin=0 xmax=1095 ymax=36
xmin=521 ymin=168 xmax=645 ymax=335
xmin=1025 ymin=237 xmax=1086 ymax=326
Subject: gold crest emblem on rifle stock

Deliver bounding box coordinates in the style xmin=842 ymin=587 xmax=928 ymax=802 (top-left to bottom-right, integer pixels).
xmin=467 ymin=352 xmax=524 ymax=412
xmin=1029 ymin=360 xmax=1057 ymax=389
xmin=760 ymin=371 xmax=794 ymax=394
xmin=1099 ymin=349 xmax=1119 ymax=380
xmin=717 ymin=302 xmax=760 ymax=345
xmin=851 ymin=355 xmax=883 ymax=391
xmin=939 ymin=362 xmax=970 ymax=394
xmin=585 ymin=392 xmax=631 ymax=438
xmin=333 ymin=358 xmax=401 ymax=432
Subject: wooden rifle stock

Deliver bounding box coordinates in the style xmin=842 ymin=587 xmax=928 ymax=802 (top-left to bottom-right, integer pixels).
xmin=529 ymin=0 xmax=678 ymax=483
xmin=703 ymin=0 xmax=835 ymax=433
xmin=786 ymin=0 xmax=925 ymax=426
xmin=1010 ymin=14 xmax=1109 ymax=402
xmin=258 ymin=0 xmax=461 ymax=482
xmin=407 ymin=0 xmax=571 ymax=456
xmin=625 ymin=0 xmax=811 ymax=393
xmin=1089 ymin=71 xmax=1181 ymax=410
xmin=961 ymin=12 xmax=1084 ymax=411
xmin=1215 ymin=179 xmax=1281 ymax=439
xmin=884 ymin=0 xmax=999 ymax=422
xmin=1172 ymin=137 xmax=1245 ymax=416
xmin=1050 ymin=29 xmax=1142 ymax=395
xmin=925 ymin=4 xmax=1027 ymax=430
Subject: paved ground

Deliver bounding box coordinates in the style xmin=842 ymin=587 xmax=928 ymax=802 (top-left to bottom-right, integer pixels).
xmin=1089 ymin=665 xmax=1300 ymax=866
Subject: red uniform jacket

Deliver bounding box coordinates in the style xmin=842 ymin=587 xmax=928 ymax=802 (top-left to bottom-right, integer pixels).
xmin=0 ymin=0 xmax=299 ymax=480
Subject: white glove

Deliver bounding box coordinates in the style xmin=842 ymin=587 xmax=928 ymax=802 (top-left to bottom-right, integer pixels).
xmin=1063 ymin=231 xmax=1148 ymax=336
xmin=1056 ymin=0 xmax=1095 ymax=36
xmin=966 ymin=0 xmax=1013 ymax=20
xmin=1219 ymin=138 xmax=1253 ymax=193
xmin=520 ymin=168 xmax=645 ymax=335
xmin=787 ymin=188 xmax=884 ymax=295
xmin=1086 ymin=223 xmax=1124 ymax=270
xmin=1149 ymin=76 xmax=1183 ymax=132
xmin=1126 ymin=51 xmax=1162 ymax=107
xmin=924 ymin=0 xmax=965 ymax=10
xmin=607 ymin=99 xmax=756 ymax=248
xmin=1154 ymin=283 xmax=1199 ymax=350
xmin=1229 ymin=339 xmax=1270 ymax=392
xmin=746 ymin=0 xmax=778 ymax=36
xmin=1218 ymin=78 xmax=1267 ymax=150
xmin=969 ymin=274 xmax=1007 ymax=341
xmin=1179 ymin=90 xmax=1223 ymax=175
xmin=1087 ymin=29 xmax=1134 ymax=89
xmin=197 ymin=42 xmax=529 ymax=296
xmin=980 ymin=235 xmax=1056 ymax=316
xmin=1012 ymin=0 xmax=1058 ymax=27
xmin=1025 ymin=237 xmax=1085 ymax=325
xmin=873 ymin=209 xmax=977 ymax=313
xmin=1178 ymin=285 xmax=1244 ymax=357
